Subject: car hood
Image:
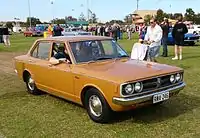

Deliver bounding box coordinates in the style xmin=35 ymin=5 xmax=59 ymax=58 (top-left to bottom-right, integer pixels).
xmin=74 ymin=59 xmax=183 ymax=84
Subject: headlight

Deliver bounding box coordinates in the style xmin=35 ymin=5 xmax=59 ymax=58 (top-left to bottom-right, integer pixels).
xmin=124 ymin=84 xmax=134 ymax=94
xmin=170 ymin=75 xmax=176 ymax=83
xmin=176 ymin=73 xmax=181 ymax=82
xmin=135 ymin=82 xmax=143 ymax=92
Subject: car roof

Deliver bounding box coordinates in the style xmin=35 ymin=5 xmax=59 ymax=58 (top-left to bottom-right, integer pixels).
xmin=38 ymin=35 xmax=113 ymax=42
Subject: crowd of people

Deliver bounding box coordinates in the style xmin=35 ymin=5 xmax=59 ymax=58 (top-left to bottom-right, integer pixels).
xmin=1 ymin=16 xmax=189 ymax=62
xmin=47 ymin=23 xmax=64 ymax=37
xmin=131 ymin=15 xmax=188 ymax=62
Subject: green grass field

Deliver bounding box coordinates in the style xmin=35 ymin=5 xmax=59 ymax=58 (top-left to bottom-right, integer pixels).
xmin=0 ymin=34 xmax=200 ymax=138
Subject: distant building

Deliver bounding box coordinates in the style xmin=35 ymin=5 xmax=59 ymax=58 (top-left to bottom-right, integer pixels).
xmin=132 ymin=10 xmax=157 ymax=24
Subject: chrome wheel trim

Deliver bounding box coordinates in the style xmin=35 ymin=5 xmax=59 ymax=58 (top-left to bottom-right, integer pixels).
xmin=28 ymin=77 xmax=35 ymax=91
xmin=89 ymin=95 xmax=103 ymax=117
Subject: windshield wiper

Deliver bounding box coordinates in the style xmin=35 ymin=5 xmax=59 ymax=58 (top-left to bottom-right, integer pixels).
xmin=118 ymin=55 xmax=129 ymax=58
xmin=95 ymin=57 xmax=113 ymax=61
xmin=87 ymin=60 xmax=96 ymax=64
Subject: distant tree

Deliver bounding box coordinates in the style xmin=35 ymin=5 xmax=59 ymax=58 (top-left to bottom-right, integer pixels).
xmin=51 ymin=18 xmax=65 ymax=24
xmin=26 ymin=17 xmax=41 ymax=27
xmin=5 ymin=22 xmax=14 ymax=29
xmin=79 ymin=12 xmax=86 ymax=21
xmin=43 ymin=22 xmax=49 ymax=24
xmin=144 ymin=14 xmax=152 ymax=25
xmin=106 ymin=20 xmax=124 ymax=25
xmin=124 ymin=14 xmax=132 ymax=24
xmin=65 ymin=16 xmax=77 ymax=21
xmin=89 ymin=13 xmax=98 ymax=23
xmin=156 ymin=9 xmax=165 ymax=23
xmin=185 ymin=8 xmax=195 ymax=21
xmin=19 ymin=22 xmax=27 ymax=27
xmin=174 ymin=13 xmax=183 ymax=20
xmin=124 ymin=15 xmax=129 ymax=23
xmin=194 ymin=13 xmax=200 ymax=24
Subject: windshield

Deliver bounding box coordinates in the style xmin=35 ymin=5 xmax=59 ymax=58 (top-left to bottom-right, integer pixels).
xmin=69 ymin=40 xmax=129 ymax=63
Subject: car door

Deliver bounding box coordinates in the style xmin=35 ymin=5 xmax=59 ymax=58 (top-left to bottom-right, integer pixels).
xmin=44 ymin=42 xmax=75 ymax=100
xmin=27 ymin=41 xmax=52 ymax=87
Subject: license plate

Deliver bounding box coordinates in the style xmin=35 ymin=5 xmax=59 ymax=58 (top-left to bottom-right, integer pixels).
xmin=153 ymin=92 xmax=169 ymax=104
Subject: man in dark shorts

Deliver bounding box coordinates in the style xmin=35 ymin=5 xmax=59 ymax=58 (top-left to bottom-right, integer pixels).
xmin=172 ymin=16 xmax=188 ymax=60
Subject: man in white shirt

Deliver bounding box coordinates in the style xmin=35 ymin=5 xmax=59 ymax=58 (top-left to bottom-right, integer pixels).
xmin=144 ymin=18 xmax=163 ymax=62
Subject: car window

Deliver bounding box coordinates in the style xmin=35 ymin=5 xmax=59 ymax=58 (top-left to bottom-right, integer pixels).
xmin=101 ymin=41 xmax=114 ymax=55
xmin=32 ymin=42 xmax=51 ymax=60
xmin=51 ymin=42 xmax=72 ymax=63
xmin=69 ymin=40 xmax=129 ymax=63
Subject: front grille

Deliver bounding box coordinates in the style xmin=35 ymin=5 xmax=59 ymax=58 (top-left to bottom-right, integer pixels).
xmin=121 ymin=72 xmax=184 ymax=97
xmin=142 ymin=75 xmax=171 ymax=92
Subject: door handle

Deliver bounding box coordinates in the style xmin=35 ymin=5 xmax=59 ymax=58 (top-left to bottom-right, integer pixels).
xmin=75 ymin=76 xmax=79 ymax=79
xmin=28 ymin=59 xmax=35 ymax=63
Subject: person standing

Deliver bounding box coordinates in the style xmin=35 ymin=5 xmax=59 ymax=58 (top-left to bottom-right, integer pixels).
xmin=53 ymin=24 xmax=63 ymax=36
xmin=161 ymin=18 xmax=170 ymax=57
xmin=127 ymin=26 xmax=131 ymax=40
xmin=95 ymin=25 xmax=98 ymax=36
xmin=2 ymin=25 xmax=11 ymax=47
xmin=172 ymin=16 xmax=188 ymax=60
xmin=112 ymin=25 xmax=118 ymax=41
xmin=47 ymin=23 xmax=53 ymax=37
xmin=144 ymin=18 xmax=163 ymax=62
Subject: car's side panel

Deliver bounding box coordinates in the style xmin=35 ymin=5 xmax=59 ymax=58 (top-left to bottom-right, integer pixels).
xmin=71 ymin=69 xmax=123 ymax=110
xmin=41 ymin=63 xmax=76 ymax=101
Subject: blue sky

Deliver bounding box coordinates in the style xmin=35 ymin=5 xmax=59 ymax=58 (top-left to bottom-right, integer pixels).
xmin=1 ymin=0 xmax=200 ymax=22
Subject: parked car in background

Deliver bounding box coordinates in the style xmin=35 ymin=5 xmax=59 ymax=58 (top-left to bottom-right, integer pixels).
xmin=24 ymin=26 xmax=45 ymax=37
xmin=62 ymin=28 xmax=92 ymax=36
xmin=168 ymin=28 xmax=199 ymax=46
xmin=141 ymin=27 xmax=199 ymax=46
xmin=187 ymin=25 xmax=200 ymax=35
xmin=14 ymin=36 xmax=185 ymax=123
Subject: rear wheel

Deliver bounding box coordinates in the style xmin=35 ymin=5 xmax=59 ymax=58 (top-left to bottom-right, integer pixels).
xmin=84 ymin=88 xmax=113 ymax=123
xmin=188 ymin=41 xmax=195 ymax=46
xmin=25 ymin=73 xmax=41 ymax=95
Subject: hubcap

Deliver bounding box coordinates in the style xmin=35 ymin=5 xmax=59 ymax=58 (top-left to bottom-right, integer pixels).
xmin=28 ymin=77 xmax=35 ymax=91
xmin=89 ymin=95 xmax=102 ymax=117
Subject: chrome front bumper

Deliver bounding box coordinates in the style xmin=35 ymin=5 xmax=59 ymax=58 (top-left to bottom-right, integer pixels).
xmin=113 ymin=83 xmax=186 ymax=106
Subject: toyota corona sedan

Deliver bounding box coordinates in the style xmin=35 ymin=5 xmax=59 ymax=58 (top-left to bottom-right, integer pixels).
xmin=14 ymin=36 xmax=186 ymax=123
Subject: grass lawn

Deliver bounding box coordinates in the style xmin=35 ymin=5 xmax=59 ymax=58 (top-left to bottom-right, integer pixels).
xmin=0 ymin=34 xmax=200 ymax=138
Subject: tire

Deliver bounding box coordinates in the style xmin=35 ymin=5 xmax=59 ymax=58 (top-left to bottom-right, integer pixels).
xmin=25 ymin=74 xmax=41 ymax=95
xmin=84 ymin=88 xmax=113 ymax=123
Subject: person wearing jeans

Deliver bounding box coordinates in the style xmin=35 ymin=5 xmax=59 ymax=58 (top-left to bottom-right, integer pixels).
xmin=161 ymin=18 xmax=169 ymax=57
xmin=144 ymin=18 xmax=163 ymax=62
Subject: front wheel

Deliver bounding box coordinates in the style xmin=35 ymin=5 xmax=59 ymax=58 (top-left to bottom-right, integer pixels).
xmin=84 ymin=88 xmax=113 ymax=123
